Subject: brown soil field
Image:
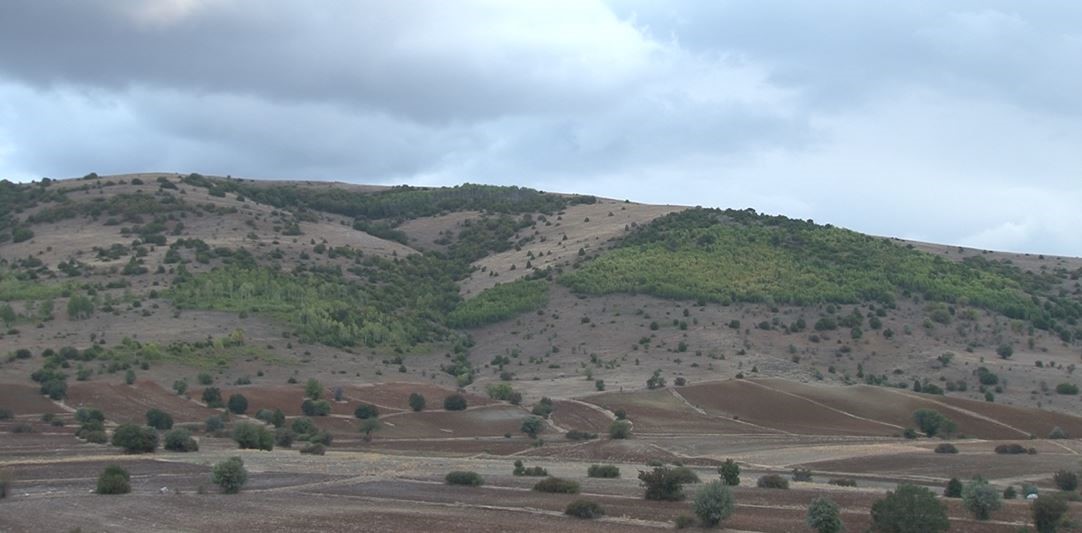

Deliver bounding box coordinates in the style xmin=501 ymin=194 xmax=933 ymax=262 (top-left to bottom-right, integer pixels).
xmin=343 ymin=382 xmax=494 ymax=411
xmin=0 ymin=384 xmax=66 ymax=415
xmin=933 ymin=394 xmax=1082 ymax=438
xmin=581 ymin=388 xmax=769 ymax=434
xmin=548 ymin=399 xmax=613 ymax=432
xmin=377 ymin=405 xmax=535 ymax=439
xmin=66 ymin=380 xmax=220 ymax=424
xmin=798 ymin=449 xmax=1082 ymax=481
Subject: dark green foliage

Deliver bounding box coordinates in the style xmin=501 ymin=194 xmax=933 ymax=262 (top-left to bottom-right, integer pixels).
xmin=693 ymin=481 xmax=734 ymax=527
xmin=212 ymin=456 xmax=248 ymax=494
xmin=566 ymin=429 xmax=597 ymax=440
xmin=807 ymin=497 xmax=843 ymax=533
xmin=671 ymin=466 xmax=701 ymax=484
xmin=531 ymin=396 xmax=554 ymax=417
xmin=205 ymin=415 xmax=224 ymax=433
xmin=227 ymin=394 xmax=248 ymax=415
xmin=201 ymin=387 xmax=223 ymax=408
xmin=1053 ymin=470 xmax=1078 ymax=491
xmin=913 ymin=409 xmax=955 ymax=437
xmin=445 ymin=471 xmax=484 ymax=486
xmin=639 ymin=466 xmax=688 ymax=501
xmin=871 ymin=484 xmax=949 ymax=533
xmin=111 ymin=424 xmax=158 ymax=454
xmin=163 ymin=428 xmax=199 ymax=452
xmin=1032 ymin=495 xmax=1068 ymax=533
xmin=934 ymin=443 xmax=958 ymax=454
xmin=447 ymin=279 xmax=549 ymax=328
xmin=962 ymin=477 xmax=1001 ymax=520
xmin=674 ymin=515 xmax=696 ymax=529
xmin=792 ymin=467 xmax=813 ymax=482
xmin=145 ymin=408 xmax=173 ymax=430
xmin=1055 ymin=383 xmax=1078 ymax=395
xmin=829 ymin=478 xmax=857 ymax=487
xmin=533 ymin=477 xmax=580 ymax=494
xmin=562 ymin=208 xmax=1076 ymax=331
xmin=232 ymin=422 xmax=274 ymax=451
xmin=757 ymin=474 xmax=789 ymax=489
xmin=443 ymin=394 xmax=467 ymax=411
xmin=96 ymin=465 xmax=131 ymax=495
xmin=976 ymin=367 xmax=999 ymax=385
xmin=609 ymin=419 xmax=632 ymax=439
xmin=75 ymin=407 xmax=104 ymax=424
xmin=354 ymin=404 xmax=379 ymax=419
xmin=275 ymin=428 xmax=295 ymax=448
xmin=1048 ymin=426 xmax=1069 ymax=439
xmin=520 ymin=416 xmax=544 ymax=438
xmin=512 ymin=460 xmax=548 ymax=477
xmin=944 ymin=478 xmax=963 ymax=498
xmin=408 ymin=392 xmax=426 ymax=412
xmin=66 ymin=294 xmax=94 ymax=320
xmin=995 ymin=443 xmax=1028 ymax=454
xmin=719 ymin=459 xmax=740 ymax=486
xmin=587 ymin=464 xmax=620 ymax=478
xmin=1003 ymin=486 xmax=1017 ymax=499
xmin=565 ymin=499 xmax=605 ymax=519
xmin=0 ymin=408 xmax=13 ymax=420
xmin=291 ymin=417 xmax=316 ymax=435
xmin=301 ymin=399 xmax=331 ymax=416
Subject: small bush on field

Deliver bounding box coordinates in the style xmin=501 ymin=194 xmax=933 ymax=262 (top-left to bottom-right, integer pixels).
xmin=205 ymin=415 xmax=224 ymax=433
xmin=566 ymin=429 xmax=597 ymax=441
xmin=512 ymin=460 xmax=547 ymax=477
xmin=300 ymin=443 xmax=325 ymax=455
xmin=96 ymin=465 xmax=131 ymax=495
xmin=445 ymin=471 xmax=484 ymax=486
xmin=565 ymin=499 xmax=605 ymax=519
xmin=609 ymin=419 xmax=632 ymax=439
xmin=994 ymin=443 xmax=1027 ymax=454
xmin=0 ymin=409 xmax=13 ymax=420
xmin=639 ymin=466 xmax=688 ymax=501
xmin=163 ymin=428 xmax=199 ymax=452
xmin=587 ymin=464 xmax=620 ymax=478
xmin=828 ymin=478 xmax=857 ymax=487
xmin=757 ymin=474 xmax=789 ymax=489
xmin=1053 ymin=470 xmax=1078 ymax=491
xmin=792 ymin=468 xmax=813 ymax=482
xmin=533 ymin=477 xmax=580 ymax=494
xmin=674 ymin=515 xmax=696 ymax=529
xmin=145 ymin=409 xmax=173 ymax=430
xmin=111 ymin=424 xmax=158 ymax=453
xmin=443 ymin=394 xmax=468 ymax=411
xmin=233 ymin=422 xmax=273 ymax=451
xmin=934 ymin=443 xmax=958 ymax=454
xmin=212 ymin=457 xmax=247 ymax=494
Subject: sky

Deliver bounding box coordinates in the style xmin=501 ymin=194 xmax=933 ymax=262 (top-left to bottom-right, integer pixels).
xmin=1 ymin=1 xmax=1081 ymax=255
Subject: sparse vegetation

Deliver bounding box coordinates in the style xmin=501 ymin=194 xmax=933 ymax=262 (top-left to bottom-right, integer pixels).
xmin=871 ymin=484 xmax=949 ymax=533
xmin=212 ymin=456 xmax=248 ymax=494
xmin=96 ymin=465 xmax=131 ymax=495
xmin=445 ymin=471 xmax=484 ymax=486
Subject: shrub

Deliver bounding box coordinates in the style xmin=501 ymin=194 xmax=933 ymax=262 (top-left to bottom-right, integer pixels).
xmin=205 ymin=415 xmax=224 ymax=433
xmin=445 ymin=471 xmax=484 ymax=486
xmin=0 ymin=469 xmax=11 ymax=499
xmin=531 ymin=397 xmax=554 ymax=418
xmin=443 ymin=394 xmax=467 ymax=411
xmin=962 ymin=477 xmax=1002 ymax=520
xmin=354 ymin=404 xmax=379 ymax=419
xmin=994 ymin=443 xmax=1027 ymax=454
xmin=232 ymin=422 xmax=273 ymax=451
xmin=275 ymin=428 xmax=295 ymax=447
xmin=609 ymin=419 xmax=632 ymax=439
xmin=1055 ymin=383 xmax=1078 ymax=395
xmin=587 ymin=464 xmax=620 ymax=478
xmin=304 ymin=378 xmax=323 ymax=400
xmin=792 ymin=467 xmax=813 ymax=482
xmin=81 ymin=430 xmax=108 ymax=444
xmin=934 ymin=443 xmax=958 ymax=454
xmin=756 ymin=474 xmax=789 ymax=489
xmin=671 ymin=466 xmax=701 ymax=484
xmin=828 ymin=478 xmax=857 ymax=487
xmin=0 ymin=408 xmax=12 ymax=420
xmin=201 ymin=387 xmax=223 ymax=408
xmin=163 ymin=428 xmax=199 ymax=452
xmin=301 ymin=399 xmax=331 ymax=416
xmin=211 ymin=457 xmax=248 ymax=494
xmin=640 ymin=466 xmax=688 ymax=501
xmin=227 ymin=394 xmax=248 ymax=415
xmin=674 ymin=515 xmax=696 ymax=529
xmin=566 ymin=429 xmax=597 ymax=441
xmin=1053 ymin=470 xmax=1078 ymax=491
xmin=806 ymin=496 xmax=843 ymax=533
xmin=565 ymin=499 xmax=605 ymax=519
xmin=718 ymin=458 xmax=740 ymax=486
xmin=944 ymin=478 xmax=963 ymax=498
xmin=871 ymin=484 xmax=949 ymax=533
xmin=408 ymin=392 xmax=426 ymax=412
xmin=10 ymin=422 xmax=32 ymax=433
xmin=512 ymin=460 xmax=548 ymax=477
xmin=1032 ymin=495 xmax=1068 ymax=533
xmin=299 ymin=443 xmax=325 ymax=455
xmin=145 ymin=409 xmax=173 ymax=430
xmin=111 ymin=424 xmax=158 ymax=453
xmin=533 ymin=477 xmax=580 ymax=494
xmin=75 ymin=407 xmax=105 ymax=424
xmin=520 ymin=416 xmax=544 ymax=438
xmin=96 ymin=465 xmax=131 ymax=495
xmin=913 ymin=409 xmax=955 ymax=437
xmin=291 ymin=417 xmax=316 ymax=435
xmin=693 ymin=481 xmax=734 ymax=528
xmin=359 ymin=418 xmax=381 ymax=441
xmin=1003 ymin=485 xmax=1017 ymax=499
xmin=1048 ymin=426 xmax=1069 ymax=439
xmin=486 ymin=383 xmax=516 ymax=401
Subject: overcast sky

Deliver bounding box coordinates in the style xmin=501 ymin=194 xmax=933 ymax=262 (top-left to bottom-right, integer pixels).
xmin=2 ymin=1 xmax=1081 ymax=255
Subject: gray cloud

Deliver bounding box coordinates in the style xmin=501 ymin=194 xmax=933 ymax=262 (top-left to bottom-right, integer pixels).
xmin=1 ymin=1 xmax=1081 ymax=255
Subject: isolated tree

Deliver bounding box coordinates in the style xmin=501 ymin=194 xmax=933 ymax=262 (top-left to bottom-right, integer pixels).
xmin=304 ymin=378 xmax=323 ymax=400
xmin=1052 ymin=470 xmax=1078 ymax=491
xmin=359 ymin=418 xmax=381 ymax=442
xmin=693 ymin=481 xmax=734 ymax=528
xmin=211 ymin=456 xmax=248 ymax=494
xmin=646 ymin=369 xmax=666 ymax=390
xmin=521 ymin=416 xmax=544 ymax=438
xmin=201 ymin=386 xmax=223 ymax=408
xmin=232 ymin=422 xmax=273 ymax=451
xmin=408 ymin=392 xmax=426 ymax=412
xmin=913 ymin=409 xmax=955 ymax=437
xmin=718 ymin=459 xmax=740 ymax=486
xmin=163 ymin=428 xmax=199 ymax=452
xmin=96 ymin=465 xmax=131 ymax=495
xmin=111 ymin=424 xmax=158 ymax=454
xmin=870 ymin=484 xmax=949 ymax=533
xmin=145 ymin=409 xmax=173 ymax=430
xmin=227 ymin=394 xmax=248 ymax=415
xmin=354 ymin=403 xmax=379 ymax=420
xmin=639 ymin=466 xmax=687 ymax=501
xmin=609 ymin=419 xmax=632 ymax=439
xmin=962 ymin=477 xmax=1001 ymax=520
xmin=443 ymin=393 xmax=467 ymax=411
xmin=807 ymin=497 xmax=844 ymax=533
xmin=944 ymin=478 xmax=963 ymax=498
xmin=1032 ymin=495 xmax=1068 ymax=533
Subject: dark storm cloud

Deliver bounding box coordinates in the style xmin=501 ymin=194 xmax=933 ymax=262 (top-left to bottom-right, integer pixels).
xmin=1 ymin=1 xmax=1081 ymax=255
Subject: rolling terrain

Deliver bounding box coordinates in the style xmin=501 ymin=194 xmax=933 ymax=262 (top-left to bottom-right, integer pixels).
xmin=1 ymin=173 xmax=1081 ymax=531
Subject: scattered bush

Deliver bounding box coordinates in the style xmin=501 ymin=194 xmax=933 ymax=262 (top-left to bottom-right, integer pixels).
xmin=443 ymin=394 xmax=468 ymax=411
xmin=640 ymin=466 xmax=688 ymax=501
xmin=693 ymin=481 xmax=734 ymax=528
xmin=934 ymin=443 xmax=958 ymax=454
xmin=408 ymin=392 xmax=426 ymax=411
xmin=145 ymin=408 xmax=173 ymax=430
xmin=1048 ymin=426 xmax=1069 ymax=439
xmin=1055 ymin=383 xmax=1078 ymax=395
xmin=291 ymin=417 xmax=316 ymax=435
xmin=871 ymin=484 xmax=949 ymax=533
xmin=674 ymin=515 xmax=696 ymax=529
xmin=962 ymin=477 xmax=1002 ymax=520
xmin=609 ymin=419 xmax=632 ymax=439
xmin=718 ymin=459 xmax=740 ymax=486
xmin=565 ymin=499 xmax=605 ymax=519
xmin=111 ymin=424 xmax=158 ymax=453
xmin=1003 ymin=485 xmax=1017 ymax=499
xmin=300 ymin=399 xmax=331 ymax=416
xmin=913 ymin=409 xmax=956 ymax=437
xmin=96 ymin=465 xmax=131 ymax=495
xmin=211 ymin=457 xmax=248 ymax=494
xmin=566 ymin=429 xmax=597 ymax=441
xmin=201 ymin=387 xmax=223 ymax=408
xmin=232 ymin=422 xmax=273 ymax=451
xmin=445 ymin=471 xmax=484 ymax=486
xmin=944 ymin=478 xmax=963 ymax=498
xmin=0 ymin=408 xmax=12 ymax=420
xmin=354 ymin=404 xmax=379 ymax=420
xmin=671 ymin=466 xmax=701 ymax=484
xmin=1032 ymin=495 xmax=1068 ymax=533
xmin=10 ymin=422 xmax=32 ymax=433
xmin=587 ymin=464 xmax=620 ymax=478
xmin=227 ymin=394 xmax=248 ymax=415
xmin=163 ymin=428 xmax=199 ymax=452
xmin=0 ymin=469 xmax=13 ymax=499
xmin=828 ymin=478 xmax=857 ymax=487
xmin=792 ymin=467 xmax=813 ymax=482
xmin=205 ymin=415 xmax=224 ymax=433
xmin=756 ymin=474 xmax=789 ymax=490
xmin=994 ymin=443 xmax=1027 ymax=455
xmin=300 ymin=443 xmax=326 ymax=455
xmin=806 ymin=496 xmax=843 ymax=533
xmin=1053 ymin=470 xmax=1078 ymax=491
xmin=520 ymin=416 xmax=544 ymax=438
xmin=533 ymin=477 xmax=580 ymax=494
